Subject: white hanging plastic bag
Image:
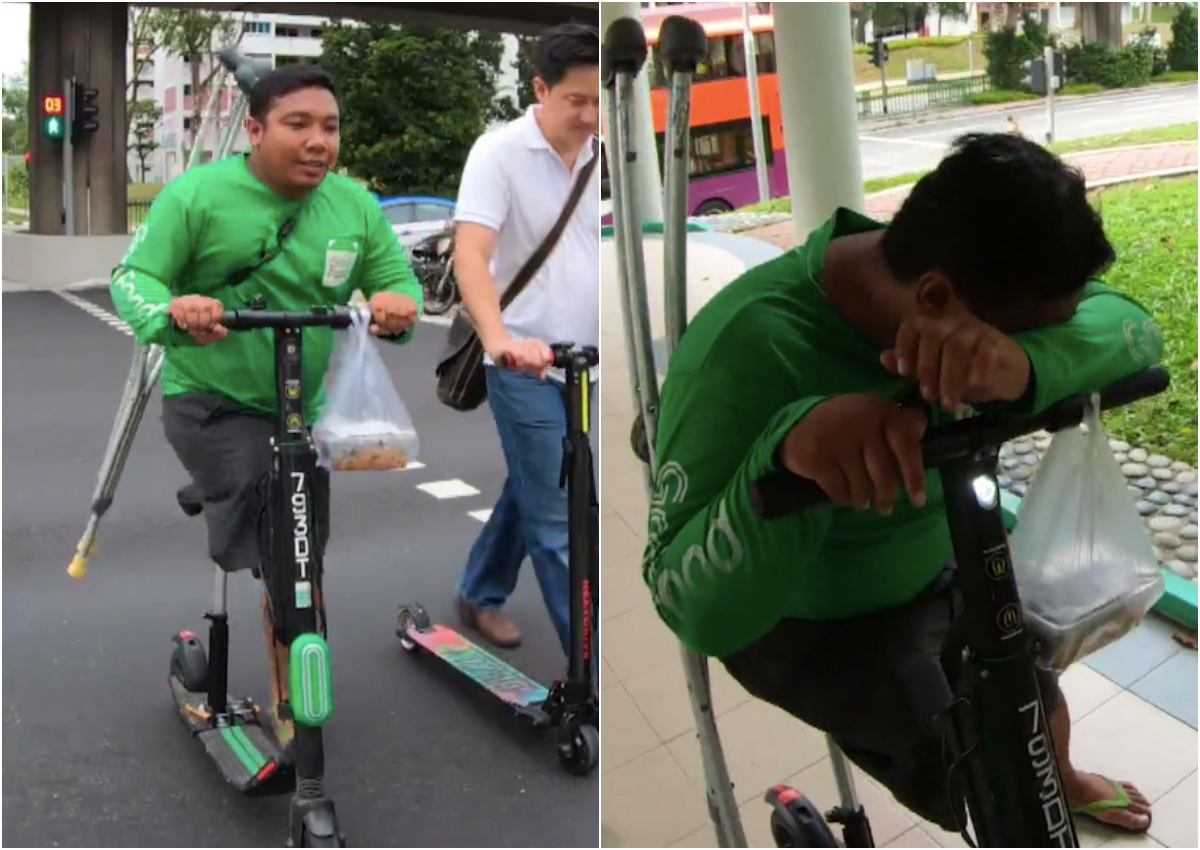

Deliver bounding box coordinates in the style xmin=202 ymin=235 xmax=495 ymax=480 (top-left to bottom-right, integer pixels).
xmin=1009 ymin=395 xmax=1164 ymax=672
xmin=313 ymin=309 xmax=420 ymax=471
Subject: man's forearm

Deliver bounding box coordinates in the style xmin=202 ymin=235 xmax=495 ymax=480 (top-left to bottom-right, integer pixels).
xmin=455 ymin=252 xmax=507 ymax=350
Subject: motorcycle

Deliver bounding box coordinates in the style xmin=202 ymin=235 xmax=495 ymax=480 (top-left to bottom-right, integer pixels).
xmin=408 ymin=225 xmax=460 ymax=317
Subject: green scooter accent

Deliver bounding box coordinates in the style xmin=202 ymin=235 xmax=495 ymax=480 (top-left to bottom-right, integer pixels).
xmin=289 ymin=633 xmax=334 ymax=727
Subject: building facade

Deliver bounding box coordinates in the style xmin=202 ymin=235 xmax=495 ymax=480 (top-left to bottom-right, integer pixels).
xmin=130 ymin=11 xmax=521 ymax=184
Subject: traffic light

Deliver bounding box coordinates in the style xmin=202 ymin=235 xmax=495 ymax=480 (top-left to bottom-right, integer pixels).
xmin=869 ymin=34 xmax=890 ymax=68
xmin=73 ymin=82 xmax=100 ymax=137
xmin=1022 ymin=52 xmax=1065 ymax=96
xmin=42 ymin=92 xmax=66 ymax=140
xmin=1022 ymin=58 xmax=1048 ymax=95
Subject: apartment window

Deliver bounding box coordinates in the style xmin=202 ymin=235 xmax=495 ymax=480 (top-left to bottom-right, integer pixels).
xmin=244 ymin=21 xmax=271 ymax=35
xmin=311 ymin=28 xmax=324 ymax=38
xmin=277 ymin=26 xmax=301 ymax=37
xmin=183 ymin=116 xmax=192 ymax=131
xmin=183 ymin=84 xmax=192 ymax=96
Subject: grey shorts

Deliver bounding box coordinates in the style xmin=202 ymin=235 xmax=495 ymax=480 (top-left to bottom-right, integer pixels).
xmin=161 ymin=392 xmax=331 ymax=578
xmin=720 ymin=563 xmax=1062 ymax=832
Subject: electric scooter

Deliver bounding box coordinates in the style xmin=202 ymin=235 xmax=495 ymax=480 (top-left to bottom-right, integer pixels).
xmin=751 ymin=365 xmax=1169 ymax=848
xmin=395 ymin=343 xmax=600 ymax=776
xmin=169 ymin=304 xmax=364 ymax=849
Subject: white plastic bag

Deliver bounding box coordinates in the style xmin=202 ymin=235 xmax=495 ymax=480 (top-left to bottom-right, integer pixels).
xmin=1009 ymin=395 xmax=1164 ymax=672
xmin=313 ymin=310 xmax=420 ymax=472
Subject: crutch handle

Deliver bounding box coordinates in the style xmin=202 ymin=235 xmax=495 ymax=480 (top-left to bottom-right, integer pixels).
xmin=659 ymin=16 xmax=708 ymax=74
xmin=603 ymin=17 xmax=649 ymax=89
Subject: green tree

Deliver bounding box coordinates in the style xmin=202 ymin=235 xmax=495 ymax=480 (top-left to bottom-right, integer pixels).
xmin=933 ymin=2 xmax=968 ymax=35
xmin=492 ymin=35 xmax=537 ymax=123
xmin=1167 ymin=3 xmax=1198 ymax=71
xmin=130 ymin=99 xmax=163 ymax=181
xmin=318 ymin=22 xmax=514 ymax=197
xmin=2 ymin=63 xmax=28 ymax=155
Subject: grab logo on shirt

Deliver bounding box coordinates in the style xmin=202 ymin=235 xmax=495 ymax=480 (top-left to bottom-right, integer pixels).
xmin=1122 ymin=318 xmax=1163 ymax=366
xmin=644 ymin=461 xmax=744 ymax=622
xmin=113 ymin=224 xmax=168 ymax=323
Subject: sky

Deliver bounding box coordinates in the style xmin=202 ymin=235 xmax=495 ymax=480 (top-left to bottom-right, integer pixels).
xmin=2 ymin=2 xmax=29 ymax=80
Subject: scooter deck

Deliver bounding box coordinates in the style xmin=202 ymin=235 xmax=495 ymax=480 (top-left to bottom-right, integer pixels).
xmin=169 ymin=675 xmax=294 ymax=797
xmin=406 ymin=624 xmax=552 ymax=725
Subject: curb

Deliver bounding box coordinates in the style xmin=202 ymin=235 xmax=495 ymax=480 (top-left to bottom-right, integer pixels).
xmin=859 ymin=80 xmax=1198 ymax=132
xmin=1085 ymin=166 xmax=1199 ymax=189
xmin=860 ymin=160 xmax=1199 ymax=206
xmin=1058 ymin=140 xmax=1200 ymax=159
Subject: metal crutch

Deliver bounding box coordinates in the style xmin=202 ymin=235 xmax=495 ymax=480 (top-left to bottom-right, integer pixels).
xmin=603 ymin=15 xmax=748 ymax=849
xmin=67 ymin=51 xmax=271 ymax=579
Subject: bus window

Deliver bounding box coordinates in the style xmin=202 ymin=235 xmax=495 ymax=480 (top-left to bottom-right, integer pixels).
xmin=653 ymin=117 xmax=773 ymax=181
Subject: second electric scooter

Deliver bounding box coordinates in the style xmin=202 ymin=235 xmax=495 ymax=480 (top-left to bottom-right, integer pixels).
xmin=396 ymin=343 xmax=600 ymax=776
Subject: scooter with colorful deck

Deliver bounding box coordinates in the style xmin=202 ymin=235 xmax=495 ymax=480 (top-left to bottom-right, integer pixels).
xmin=395 ymin=342 xmax=600 ymax=776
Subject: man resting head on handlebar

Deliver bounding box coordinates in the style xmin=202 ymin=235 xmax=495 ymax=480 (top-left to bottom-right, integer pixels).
xmin=643 ymin=133 xmax=1160 ymax=835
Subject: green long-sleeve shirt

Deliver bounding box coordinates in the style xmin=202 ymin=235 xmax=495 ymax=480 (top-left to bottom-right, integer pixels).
xmin=644 ymin=208 xmax=1165 ymax=658
xmin=110 ymin=154 xmax=423 ymax=421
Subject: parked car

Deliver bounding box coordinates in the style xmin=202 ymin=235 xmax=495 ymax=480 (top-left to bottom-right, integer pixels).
xmin=378 ymin=195 xmax=456 ymax=249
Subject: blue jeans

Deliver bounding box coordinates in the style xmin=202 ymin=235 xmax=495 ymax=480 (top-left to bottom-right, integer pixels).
xmin=459 ymin=366 xmax=597 ymax=667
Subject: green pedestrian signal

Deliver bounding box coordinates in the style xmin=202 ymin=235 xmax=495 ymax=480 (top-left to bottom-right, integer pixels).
xmin=44 ymin=114 xmax=64 ymax=140
xmin=42 ymin=93 xmax=66 ymax=140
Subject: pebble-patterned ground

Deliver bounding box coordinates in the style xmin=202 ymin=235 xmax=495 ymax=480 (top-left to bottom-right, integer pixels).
xmin=690 ymin=211 xmax=791 ymax=233
xmin=1001 ymin=434 xmax=1199 ymax=583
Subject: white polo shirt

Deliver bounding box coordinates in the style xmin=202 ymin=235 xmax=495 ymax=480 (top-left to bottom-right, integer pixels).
xmin=454 ymin=107 xmax=600 ymax=381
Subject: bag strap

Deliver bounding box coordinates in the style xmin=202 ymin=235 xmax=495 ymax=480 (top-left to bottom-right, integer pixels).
xmin=498 ymin=136 xmax=599 ymax=312
xmin=222 ymin=213 xmax=301 ymax=290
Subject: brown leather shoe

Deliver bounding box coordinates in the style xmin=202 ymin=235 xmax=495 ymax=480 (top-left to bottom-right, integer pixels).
xmin=456 ymin=597 xmax=522 ymax=648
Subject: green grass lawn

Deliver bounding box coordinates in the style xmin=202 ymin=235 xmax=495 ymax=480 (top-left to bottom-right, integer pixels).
xmin=738 ymin=122 xmax=1198 ymax=214
xmin=1094 ymin=175 xmax=1198 ymax=464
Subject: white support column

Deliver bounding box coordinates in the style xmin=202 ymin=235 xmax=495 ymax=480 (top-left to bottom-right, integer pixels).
xmin=601 ymin=0 xmax=664 ymax=225
xmin=773 ymin=2 xmax=865 ymax=240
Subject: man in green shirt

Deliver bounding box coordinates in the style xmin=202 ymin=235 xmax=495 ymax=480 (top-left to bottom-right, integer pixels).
xmin=645 ymin=134 xmax=1159 ymax=834
xmin=110 ymin=65 xmax=422 ymax=760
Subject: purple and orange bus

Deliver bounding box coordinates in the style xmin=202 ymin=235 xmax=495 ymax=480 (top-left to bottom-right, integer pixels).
xmin=601 ymin=3 xmax=789 ymax=225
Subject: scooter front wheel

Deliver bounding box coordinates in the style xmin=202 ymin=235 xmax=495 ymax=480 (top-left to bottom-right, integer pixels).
xmin=557 ymin=722 xmax=599 ymax=776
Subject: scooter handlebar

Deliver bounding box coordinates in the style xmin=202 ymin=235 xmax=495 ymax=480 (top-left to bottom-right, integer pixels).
xmin=603 ymin=17 xmax=649 ymax=88
xmin=749 ymin=366 xmax=1170 ymax=520
xmin=659 ymin=15 xmax=708 ymax=73
xmin=221 ymin=306 xmax=365 ymax=331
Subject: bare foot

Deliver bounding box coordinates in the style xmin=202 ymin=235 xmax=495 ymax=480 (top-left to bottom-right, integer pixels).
xmin=1066 ymin=772 xmax=1152 ymax=833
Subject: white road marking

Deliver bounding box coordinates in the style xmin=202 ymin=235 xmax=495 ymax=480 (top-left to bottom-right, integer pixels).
xmin=55 ymin=291 xmax=133 ymax=335
xmin=418 ymin=479 xmax=481 ymax=500
xmin=859 ymin=134 xmax=948 ymax=149
xmin=468 ymin=509 xmax=493 ymax=523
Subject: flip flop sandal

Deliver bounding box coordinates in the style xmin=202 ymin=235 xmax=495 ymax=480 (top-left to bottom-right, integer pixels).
xmin=1071 ymin=776 xmax=1153 ymax=835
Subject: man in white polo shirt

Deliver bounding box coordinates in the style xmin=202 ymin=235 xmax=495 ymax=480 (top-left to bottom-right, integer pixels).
xmin=451 ymin=23 xmax=600 ymax=660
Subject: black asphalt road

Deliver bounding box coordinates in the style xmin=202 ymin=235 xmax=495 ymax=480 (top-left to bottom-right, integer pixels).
xmin=2 ymin=291 xmax=598 ymax=848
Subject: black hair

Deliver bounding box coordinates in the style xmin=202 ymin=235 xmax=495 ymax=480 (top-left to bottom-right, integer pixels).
xmin=533 ymin=22 xmax=600 ymax=87
xmin=248 ymin=64 xmax=337 ymax=122
xmin=881 ymin=133 xmax=1115 ymax=306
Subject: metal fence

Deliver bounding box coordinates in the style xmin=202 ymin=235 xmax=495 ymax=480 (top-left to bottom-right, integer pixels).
xmin=127 ymin=198 xmax=154 ymax=233
xmin=857 ymin=74 xmax=991 ymax=120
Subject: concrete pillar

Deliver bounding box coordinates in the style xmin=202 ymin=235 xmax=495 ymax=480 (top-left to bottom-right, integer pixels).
xmin=774 ymin=2 xmax=864 ymax=240
xmin=600 ymin=0 xmax=664 ymax=225
xmin=27 ymin=3 xmax=128 ymax=236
